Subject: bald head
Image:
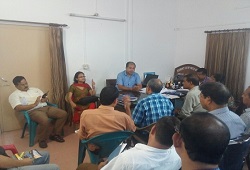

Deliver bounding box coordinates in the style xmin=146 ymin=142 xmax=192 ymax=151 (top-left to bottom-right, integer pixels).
xmin=179 ymin=112 xmax=230 ymax=164
xmin=147 ymin=78 xmax=163 ymax=93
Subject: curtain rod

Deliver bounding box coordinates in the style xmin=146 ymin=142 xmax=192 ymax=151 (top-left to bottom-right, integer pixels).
xmin=0 ymin=19 xmax=68 ymax=27
xmin=205 ymin=28 xmax=250 ymax=33
xmin=69 ymin=13 xmax=126 ymax=22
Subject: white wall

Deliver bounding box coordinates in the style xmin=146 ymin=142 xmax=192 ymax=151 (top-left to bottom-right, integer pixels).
xmin=0 ymin=0 xmax=178 ymax=93
xmin=175 ymin=0 xmax=250 ymax=88
xmin=0 ymin=0 xmax=249 ymax=91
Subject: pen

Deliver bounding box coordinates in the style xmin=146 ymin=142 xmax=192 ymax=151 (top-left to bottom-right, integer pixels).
xmin=20 ymin=152 xmax=24 ymax=158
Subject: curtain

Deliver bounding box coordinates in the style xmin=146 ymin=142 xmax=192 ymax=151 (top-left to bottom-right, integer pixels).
xmin=205 ymin=31 xmax=250 ymax=100
xmin=48 ymin=26 xmax=70 ymax=113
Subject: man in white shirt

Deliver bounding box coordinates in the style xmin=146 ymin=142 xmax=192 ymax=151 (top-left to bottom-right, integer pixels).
xmin=77 ymin=116 xmax=182 ymax=170
xmin=8 ymin=76 xmax=68 ymax=148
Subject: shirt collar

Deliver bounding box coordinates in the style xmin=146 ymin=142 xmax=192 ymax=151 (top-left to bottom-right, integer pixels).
xmin=98 ymin=105 xmax=115 ymax=110
xmin=209 ymin=107 xmax=229 ymax=114
xmin=124 ymin=70 xmax=135 ymax=76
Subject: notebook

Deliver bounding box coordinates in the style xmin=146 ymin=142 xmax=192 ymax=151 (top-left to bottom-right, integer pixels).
xmin=142 ymin=74 xmax=159 ymax=87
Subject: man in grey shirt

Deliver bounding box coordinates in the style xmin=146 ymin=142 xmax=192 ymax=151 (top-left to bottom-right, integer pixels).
xmin=175 ymin=74 xmax=206 ymax=120
xmin=240 ymin=86 xmax=250 ymax=133
xmin=199 ymin=82 xmax=246 ymax=139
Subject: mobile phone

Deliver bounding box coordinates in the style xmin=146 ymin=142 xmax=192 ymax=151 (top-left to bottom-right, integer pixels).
xmin=42 ymin=91 xmax=49 ymax=98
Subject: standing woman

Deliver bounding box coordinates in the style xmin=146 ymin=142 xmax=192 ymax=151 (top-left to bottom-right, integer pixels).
xmin=68 ymin=71 xmax=97 ymax=124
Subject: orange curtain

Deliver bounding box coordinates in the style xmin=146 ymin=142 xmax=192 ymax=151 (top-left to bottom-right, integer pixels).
xmin=205 ymin=31 xmax=250 ymax=100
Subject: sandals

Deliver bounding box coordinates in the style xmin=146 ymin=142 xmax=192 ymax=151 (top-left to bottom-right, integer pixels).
xmin=49 ymin=135 xmax=65 ymax=143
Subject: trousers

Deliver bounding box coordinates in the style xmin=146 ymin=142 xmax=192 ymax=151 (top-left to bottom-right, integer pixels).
xmin=29 ymin=106 xmax=67 ymax=141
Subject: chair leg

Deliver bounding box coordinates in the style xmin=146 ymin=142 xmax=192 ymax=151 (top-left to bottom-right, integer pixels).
xmin=29 ymin=121 xmax=37 ymax=147
xmin=246 ymin=152 xmax=250 ymax=170
xmin=21 ymin=123 xmax=28 ymax=138
xmin=78 ymin=140 xmax=86 ymax=165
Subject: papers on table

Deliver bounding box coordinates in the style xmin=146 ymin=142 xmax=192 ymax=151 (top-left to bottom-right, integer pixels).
xmin=162 ymin=94 xmax=180 ymax=99
xmin=140 ymin=87 xmax=181 ymax=99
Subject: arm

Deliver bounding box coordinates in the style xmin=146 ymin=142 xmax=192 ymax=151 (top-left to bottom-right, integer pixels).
xmin=14 ymin=96 xmax=41 ymax=112
xmin=89 ymin=79 xmax=96 ymax=96
xmin=0 ymin=155 xmax=33 ymax=168
xmin=176 ymin=94 xmax=193 ymax=119
xmin=123 ymin=96 xmax=132 ymax=117
xmin=133 ymin=73 xmax=142 ymax=91
xmin=132 ymin=101 xmax=145 ymax=127
xmin=68 ymin=91 xmax=77 ymax=108
xmin=77 ymin=113 xmax=88 ymax=140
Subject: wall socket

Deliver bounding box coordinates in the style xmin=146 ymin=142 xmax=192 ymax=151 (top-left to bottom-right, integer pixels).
xmin=83 ymin=64 xmax=89 ymax=70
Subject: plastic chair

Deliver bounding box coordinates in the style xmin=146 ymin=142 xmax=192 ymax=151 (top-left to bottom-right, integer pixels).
xmin=78 ymin=131 xmax=134 ymax=165
xmin=21 ymin=102 xmax=57 ymax=147
xmin=219 ymin=133 xmax=250 ymax=170
xmin=106 ymin=79 xmax=117 ymax=87
xmin=132 ymin=123 xmax=156 ymax=144
xmin=2 ymin=144 xmax=18 ymax=154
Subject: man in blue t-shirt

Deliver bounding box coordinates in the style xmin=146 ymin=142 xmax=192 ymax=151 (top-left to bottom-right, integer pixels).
xmin=116 ymin=61 xmax=142 ymax=91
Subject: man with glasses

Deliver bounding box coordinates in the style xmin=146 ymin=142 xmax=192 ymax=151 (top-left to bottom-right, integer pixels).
xmin=199 ymin=82 xmax=245 ymax=139
xmin=173 ymin=112 xmax=230 ymax=170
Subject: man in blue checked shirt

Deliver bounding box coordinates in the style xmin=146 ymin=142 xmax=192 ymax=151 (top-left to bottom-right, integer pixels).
xmin=124 ymin=78 xmax=174 ymax=128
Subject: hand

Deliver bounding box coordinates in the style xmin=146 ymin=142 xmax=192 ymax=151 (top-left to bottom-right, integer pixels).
xmin=71 ymin=102 xmax=77 ymax=109
xmin=132 ymin=85 xmax=140 ymax=91
xmin=174 ymin=109 xmax=181 ymax=114
xmin=92 ymin=79 xmax=96 ymax=89
xmin=123 ymin=95 xmax=131 ymax=110
xmin=98 ymin=160 xmax=108 ymax=170
xmin=40 ymin=97 xmax=48 ymax=103
xmin=34 ymin=96 xmax=41 ymax=106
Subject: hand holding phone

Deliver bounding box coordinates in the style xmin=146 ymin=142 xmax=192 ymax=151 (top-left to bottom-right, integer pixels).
xmin=42 ymin=91 xmax=49 ymax=98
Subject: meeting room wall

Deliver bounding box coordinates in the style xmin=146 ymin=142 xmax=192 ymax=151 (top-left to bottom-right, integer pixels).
xmin=174 ymin=0 xmax=250 ymax=88
xmin=0 ymin=0 xmax=179 ymax=93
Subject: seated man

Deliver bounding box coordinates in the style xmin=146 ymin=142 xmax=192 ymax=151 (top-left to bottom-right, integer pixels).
xmin=8 ymin=76 xmax=67 ymax=148
xmin=125 ymin=78 xmax=174 ymax=128
xmin=175 ymin=74 xmax=206 ymax=120
xmin=78 ymin=86 xmax=136 ymax=140
xmin=0 ymin=148 xmax=59 ymax=170
xmin=173 ymin=112 xmax=230 ymax=170
xmin=239 ymin=86 xmax=250 ymax=133
xmin=199 ymin=82 xmax=246 ymax=139
xmin=77 ymin=116 xmax=182 ymax=170
xmin=196 ymin=68 xmax=212 ymax=85
xmin=116 ymin=61 xmax=142 ymax=91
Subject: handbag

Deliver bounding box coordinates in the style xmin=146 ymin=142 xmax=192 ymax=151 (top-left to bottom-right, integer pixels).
xmin=76 ymin=96 xmax=99 ymax=105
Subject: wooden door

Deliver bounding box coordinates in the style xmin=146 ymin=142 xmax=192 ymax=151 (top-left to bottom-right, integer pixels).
xmin=0 ymin=24 xmax=51 ymax=132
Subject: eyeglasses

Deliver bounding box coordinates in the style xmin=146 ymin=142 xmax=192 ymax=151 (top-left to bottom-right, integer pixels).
xmin=78 ymin=76 xmax=86 ymax=78
xmin=174 ymin=125 xmax=180 ymax=134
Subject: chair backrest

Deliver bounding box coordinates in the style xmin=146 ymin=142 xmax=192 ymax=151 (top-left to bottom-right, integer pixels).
xmin=106 ymin=79 xmax=117 ymax=87
xmin=79 ymin=131 xmax=133 ymax=164
xmin=219 ymin=134 xmax=250 ymax=170
xmin=133 ymin=123 xmax=156 ymax=144
xmin=2 ymin=144 xmax=18 ymax=154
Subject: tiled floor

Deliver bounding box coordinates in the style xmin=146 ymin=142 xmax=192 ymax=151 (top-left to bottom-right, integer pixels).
xmin=1 ymin=126 xmax=249 ymax=170
xmin=0 ymin=125 xmax=90 ymax=170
